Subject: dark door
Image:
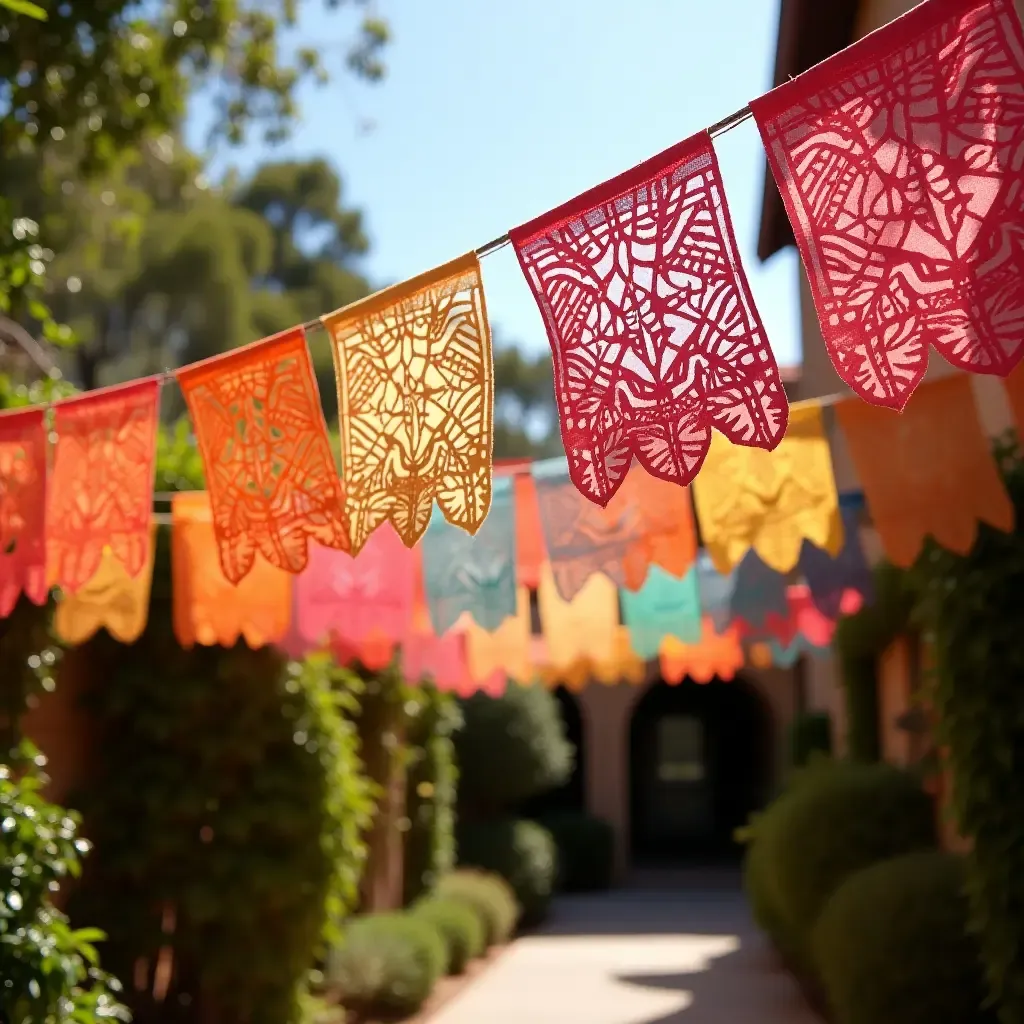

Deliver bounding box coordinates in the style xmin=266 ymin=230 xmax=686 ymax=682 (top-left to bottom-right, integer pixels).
xmin=630 ymin=677 xmax=771 ymax=863
xmin=632 ymin=711 xmax=715 ymax=857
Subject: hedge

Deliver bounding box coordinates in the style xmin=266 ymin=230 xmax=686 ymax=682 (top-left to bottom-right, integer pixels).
xmin=536 ymin=811 xmax=615 ymax=892
xmin=434 ymin=869 xmax=518 ymax=948
xmin=411 ymin=897 xmax=484 ymax=974
xmin=813 ymin=851 xmax=993 ymax=1024
xmin=327 ymin=913 xmax=446 ymax=1018
xmin=458 ymin=818 xmax=558 ymax=928
xmin=743 ymin=759 xmax=935 ymax=971
xmin=66 ymin=525 xmax=375 ymax=1024
xmin=455 ymin=684 xmax=573 ymax=814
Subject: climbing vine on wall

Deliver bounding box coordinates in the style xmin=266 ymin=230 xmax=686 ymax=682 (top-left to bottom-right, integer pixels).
xmin=403 ymin=684 xmax=461 ymax=904
xmin=59 ymin=432 xmax=375 ymax=1024
xmin=909 ymin=433 xmax=1024 ymax=1024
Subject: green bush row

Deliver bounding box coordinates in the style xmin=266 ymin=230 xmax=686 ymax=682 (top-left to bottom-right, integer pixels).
xmin=452 ymin=683 xmax=615 ymax=928
xmin=328 ymin=870 xmax=517 ymax=1018
xmin=743 ymin=758 xmax=991 ymax=1024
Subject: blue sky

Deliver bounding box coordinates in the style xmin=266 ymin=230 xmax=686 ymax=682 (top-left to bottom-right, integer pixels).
xmin=195 ymin=0 xmax=801 ymax=367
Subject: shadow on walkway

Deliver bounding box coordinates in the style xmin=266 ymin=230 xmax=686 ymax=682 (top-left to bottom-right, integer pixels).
xmin=617 ymin=939 xmax=813 ymax=1023
xmin=425 ymin=872 xmax=822 ymax=1024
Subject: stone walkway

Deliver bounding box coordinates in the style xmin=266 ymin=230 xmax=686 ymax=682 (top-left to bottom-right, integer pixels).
xmin=426 ymin=869 xmax=822 ymax=1024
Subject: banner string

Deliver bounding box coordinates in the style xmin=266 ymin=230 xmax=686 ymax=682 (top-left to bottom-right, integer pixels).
xmin=111 ymin=100 xmax=759 ymax=390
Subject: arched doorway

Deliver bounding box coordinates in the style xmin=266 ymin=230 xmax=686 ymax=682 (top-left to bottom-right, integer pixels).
xmin=629 ymin=675 xmax=772 ymax=864
xmin=521 ymin=686 xmax=586 ymax=817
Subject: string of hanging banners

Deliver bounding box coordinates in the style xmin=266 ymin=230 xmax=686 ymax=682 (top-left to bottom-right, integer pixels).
xmin=3 ymin=0 xmax=1024 ymax=694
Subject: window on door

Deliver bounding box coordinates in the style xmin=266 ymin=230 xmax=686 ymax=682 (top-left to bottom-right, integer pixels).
xmin=657 ymin=715 xmax=705 ymax=783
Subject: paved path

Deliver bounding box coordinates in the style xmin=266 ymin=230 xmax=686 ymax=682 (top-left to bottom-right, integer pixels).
xmin=427 ymin=869 xmax=822 ymax=1024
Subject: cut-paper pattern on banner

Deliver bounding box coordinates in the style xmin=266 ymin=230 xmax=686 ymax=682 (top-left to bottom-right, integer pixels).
xmin=422 ymin=476 xmax=516 ymax=635
xmin=177 ymin=327 xmax=349 ymax=585
xmin=406 ymin=631 xmax=496 ymax=696
xmin=172 ymin=492 xmax=292 ymax=649
xmin=464 ymin=586 xmax=533 ymax=688
xmin=621 ymin=567 xmax=702 ymax=660
xmin=538 ymin=626 xmax=645 ymax=691
xmin=49 ymin=379 xmax=160 ymax=594
xmin=511 ymin=132 xmax=788 ymax=505
xmin=768 ymin=635 xmax=831 ymax=669
xmin=294 ymin=525 xmax=416 ymax=664
xmin=406 ymin=559 xmax=500 ymax=696
xmin=729 ymin=549 xmax=789 ymax=629
xmin=836 ymin=375 xmax=1014 ymax=567
xmin=533 ymin=457 xmax=697 ymax=601
xmin=55 ymin=528 xmax=156 ymax=645
xmin=751 ymin=0 xmax=1024 ymax=410
xmin=799 ymin=505 xmax=875 ymax=619
xmin=659 ymin=617 xmax=743 ymax=685
xmin=693 ymin=403 xmax=842 ymax=574
xmin=696 ymin=552 xmax=736 ymax=635
xmin=323 ymin=253 xmax=494 ymax=553
xmin=0 ymin=407 xmax=48 ymax=617
xmin=537 ymin=562 xmax=619 ymax=670
xmin=741 ymin=584 xmax=856 ymax=649
xmin=506 ymin=466 xmax=546 ymax=589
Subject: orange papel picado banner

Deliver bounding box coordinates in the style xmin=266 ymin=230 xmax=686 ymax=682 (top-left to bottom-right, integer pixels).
xmin=836 ymin=375 xmax=1014 ymax=568
xmin=176 ymin=327 xmax=349 ymax=584
xmin=321 ymin=253 xmax=494 ymax=554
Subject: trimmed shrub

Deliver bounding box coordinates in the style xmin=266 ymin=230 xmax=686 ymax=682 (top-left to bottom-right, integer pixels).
xmin=328 ymin=913 xmax=446 ymax=1019
xmin=411 ymin=897 xmax=485 ymax=974
xmin=813 ymin=851 xmax=993 ymax=1024
xmin=434 ymin=869 xmax=518 ymax=948
xmin=749 ymin=760 xmax=936 ymax=970
xmin=456 ymin=684 xmax=573 ymax=813
xmin=788 ymin=712 xmax=832 ymax=768
xmin=741 ymin=774 xmax=811 ymax=963
xmin=458 ymin=818 xmax=558 ymax=928
xmin=537 ymin=811 xmax=615 ymax=892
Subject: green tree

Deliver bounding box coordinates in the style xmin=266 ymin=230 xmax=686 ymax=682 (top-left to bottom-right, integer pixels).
xmin=0 ymin=1 xmax=388 ymax=169
xmin=492 ymin=341 xmax=561 ymax=459
xmin=0 ymin=0 xmax=388 ymax=391
xmin=1 ymin=146 xmax=372 ymax=398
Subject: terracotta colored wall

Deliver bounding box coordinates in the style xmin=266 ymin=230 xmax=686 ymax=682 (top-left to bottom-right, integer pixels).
xmin=576 ymin=663 xmax=799 ymax=878
xmin=878 ymin=637 xmax=914 ymax=768
xmin=576 ymin=679 xmax=646 ymax=881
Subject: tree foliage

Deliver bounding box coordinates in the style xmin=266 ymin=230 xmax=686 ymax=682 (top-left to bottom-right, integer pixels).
xmin=1 ymin=145 xmax=373 ymax=397
xmin=491 ymin=342 xmax=560 ymax=459
xmin=0 ymin=0 xmax=388 ymax=393
xmin=1 ymin=0 xmax=388 ymax=172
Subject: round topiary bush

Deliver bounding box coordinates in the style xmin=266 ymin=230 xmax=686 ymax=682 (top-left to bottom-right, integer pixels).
xmin=434 ymin=869 xmax=518 ymax=948
xmin=537 ymin=811 xmax=615 ymax=892
xmin=411 ymin=897 xmax=485 ymax=975
xmin=758 ymin=760 xmax=936 ymax=969
xmin=456 ymin=684 xmax=574 ymax=813
xmin=813 ymin=851 xmax=993 ymax=1024
xmin=327 ymin=912 xmax=446 ymax=1019
xmin=457 ymin=818 xmax=558 ymax=928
